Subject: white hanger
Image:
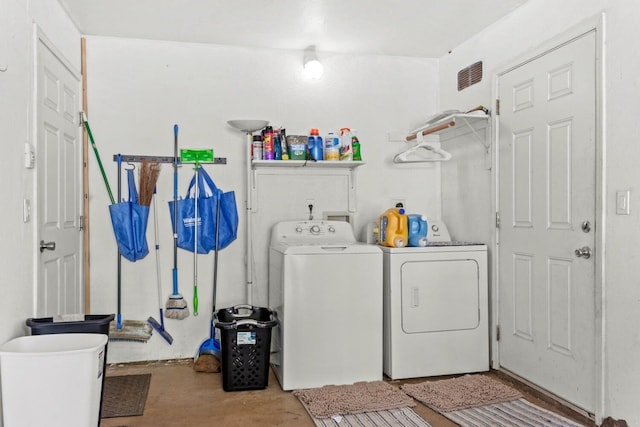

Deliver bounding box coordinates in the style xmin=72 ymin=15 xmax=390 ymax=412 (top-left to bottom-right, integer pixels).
xmin=393 ymin=143 xmax=452 ymax=163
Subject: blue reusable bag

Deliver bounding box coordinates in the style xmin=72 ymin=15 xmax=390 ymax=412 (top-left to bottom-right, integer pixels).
xmin=169 ymin=169 xmax=216 ymax=254
xmin=169 ymin=167 xmax=238 ymax=254
xmin=109 ymin=169 xmax=150 ymax=262
xmin=200 ymin=168 xmax=238 ymax=250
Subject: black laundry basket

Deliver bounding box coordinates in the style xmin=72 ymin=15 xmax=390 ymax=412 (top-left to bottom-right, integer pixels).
xmin=214 ymin=305 xmax=277 ymax=392
xmin=26 ymin=314 xmax=115 ymax=426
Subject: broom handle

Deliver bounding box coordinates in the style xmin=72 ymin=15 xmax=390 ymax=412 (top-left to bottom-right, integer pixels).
xmin=83 ymin=114 xmax=115 ymax=204
xmin=193 ymin=164 xmax=199 ymax=316
xmin=172 ymin=124 xmax=179 ymax=295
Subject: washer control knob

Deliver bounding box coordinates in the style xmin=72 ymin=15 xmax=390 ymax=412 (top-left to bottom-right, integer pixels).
xmin=310 ymin=225 xmax=321 ymax=234
xmin=295 ymin=226 xmax=303 ymax=233
xmin=328 ymin=226 xmax=335 ymax=233
xmin=431 ymin=224 xmax=439 ymax=232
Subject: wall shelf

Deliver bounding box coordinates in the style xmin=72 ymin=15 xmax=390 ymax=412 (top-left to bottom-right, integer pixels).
xmin=252 ymin=160 xmax=366 ymax=169
xmin=407 ymin=112 xmax=490 ymax=149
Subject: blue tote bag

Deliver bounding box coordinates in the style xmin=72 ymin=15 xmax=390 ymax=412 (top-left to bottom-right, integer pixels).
xmin=169 ymin=167 xmax=238 ymax=254
xmin=109 ymin=169 xmax=150 ymax=262
xmin=200 ymin=168 xmax=238 ymax=250
xmin=169 ymin=169 xmax=215 ymax=254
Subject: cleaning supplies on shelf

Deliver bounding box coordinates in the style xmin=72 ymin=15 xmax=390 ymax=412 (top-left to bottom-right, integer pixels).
xmin=339 ymin=128 xmax=353 ymax=161
xmin=308 ymin=128 xmax=324 ymax=161
xmin=351 ymin=130 xmax=362 ymax=161
xmin=324 ymin=132 xmax=340 ymax=161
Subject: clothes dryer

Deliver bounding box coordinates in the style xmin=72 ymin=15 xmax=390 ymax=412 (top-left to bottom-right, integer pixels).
xmin=269 ymin=220 xmax=383 ymax=390
xmin=382 ymin=230 xmax=489 ymax=379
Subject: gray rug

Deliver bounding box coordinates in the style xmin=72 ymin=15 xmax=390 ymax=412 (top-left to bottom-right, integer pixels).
xmin=101 ymin=374 xmax=151 ymax=418
xmin=445 ymin=398 xmax=586 ymax=427
xmin=402 ymin=375 xmax=585 ymax=427
xmin=298 ymin=400 xmax=432 ymax=427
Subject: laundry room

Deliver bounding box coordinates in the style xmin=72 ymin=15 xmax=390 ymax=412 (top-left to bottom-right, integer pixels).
xmin=2 ymin=0 xmax=640 ymax=426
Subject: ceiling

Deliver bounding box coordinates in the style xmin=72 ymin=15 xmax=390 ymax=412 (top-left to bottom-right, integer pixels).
xmin=57 ymin=0 xmax=528 ymax=58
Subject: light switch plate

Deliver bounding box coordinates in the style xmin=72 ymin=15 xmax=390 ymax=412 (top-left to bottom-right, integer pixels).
xmin=616 ymin=190 xmax=630 ymax=215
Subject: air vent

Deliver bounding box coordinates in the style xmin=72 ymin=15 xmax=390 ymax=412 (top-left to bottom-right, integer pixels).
xmin=458 ymin=61 xmax=483 ymax=91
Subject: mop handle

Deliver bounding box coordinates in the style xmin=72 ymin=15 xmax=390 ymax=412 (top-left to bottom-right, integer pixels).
xmin=153 ymin=187 xmax=163 ymax=309
xmin=172 ymin=124 xmax=179 ymax=295
xmin=116 ymin=154 xmax=123 ymax=329
xmin=193 ymin=163 xmax=199 ymax=316
xmin=83 ymin=114 xmax=115 ymax=204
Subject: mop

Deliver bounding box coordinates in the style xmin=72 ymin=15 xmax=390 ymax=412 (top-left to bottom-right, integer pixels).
xmin=196 ymin=189 xmax=222 ymax=360
xmin=145 ymin=167 xmax=174 ymax=344
xmin=165 ymin=124 xmax=190 ymax=319
xmin=108 ymin=158 xmax=152 ymax=342
xmin=82 ymin=115 xmax=151 ymax=342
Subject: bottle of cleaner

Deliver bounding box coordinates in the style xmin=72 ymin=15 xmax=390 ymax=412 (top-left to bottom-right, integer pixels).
xmin=263 ymin=126 xmax=275 ymax=160
xmin=308 ymin=128 xmax=323 ymax=161
xmin=280 ymin=128 xmax=289 ymax=160
xmin=378 ymin=206 xmax=408 ymax=247
xmin=339 ymin=127 xmax=352 ymax=160
xmin=274 ymin=129 xmax=282 ymax=160
xmin=351 ymin=129 xmax=361 ymax=161
xmin=324 ymin=132 xmax=340 ymax=160
xmin=407 ymin=214 xmax=428 ymax=247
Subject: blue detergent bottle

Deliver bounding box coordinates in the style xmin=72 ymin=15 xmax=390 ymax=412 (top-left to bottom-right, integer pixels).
xmin=308 ymin=128 xmax=324 ymax=161
xmin=408 ymin=214 xmax=428 ymax=247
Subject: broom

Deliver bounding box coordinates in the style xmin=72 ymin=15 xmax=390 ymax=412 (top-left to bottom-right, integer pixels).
xmin=140 ymin=162 xmax=174 ymax=345
xmin=165 ymin=124 xmax=190 ymax=319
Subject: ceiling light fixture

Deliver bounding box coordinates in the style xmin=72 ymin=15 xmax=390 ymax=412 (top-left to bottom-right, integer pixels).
xmin=303 ymin=45 xmax=324 ymax=79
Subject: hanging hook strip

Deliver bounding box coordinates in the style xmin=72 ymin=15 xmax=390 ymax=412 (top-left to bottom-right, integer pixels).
xmin=112 ymin=154 xmax=227 ymax=165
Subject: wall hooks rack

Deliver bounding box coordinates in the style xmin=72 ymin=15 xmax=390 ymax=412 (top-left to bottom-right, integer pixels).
xmin=111 ymin=154 xmax=227 ymax=165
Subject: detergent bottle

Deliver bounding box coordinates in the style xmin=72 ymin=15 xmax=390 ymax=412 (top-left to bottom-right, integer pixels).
xmin=378 ymin=205 xmax=408 ymax=247
xmin=407 ymin=214 xmax=428 ymax=247
xmin=308 ymin=128 xmax=324 ymax=161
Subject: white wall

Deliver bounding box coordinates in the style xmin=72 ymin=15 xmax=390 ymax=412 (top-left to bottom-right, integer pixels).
xmin=0 ymin=0 xmax=80 ymax=425
xmin=439 ymin=0 xmax=640 ymax=423
xmin=84 ymin=36 xmax=440 ymax=362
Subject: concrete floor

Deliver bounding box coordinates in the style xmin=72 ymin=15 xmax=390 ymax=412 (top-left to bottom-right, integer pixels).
xmin=99 ymin=360 xmax=594 ymax=427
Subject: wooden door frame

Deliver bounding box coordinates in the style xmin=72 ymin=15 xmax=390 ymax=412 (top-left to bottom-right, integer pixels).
xmin=490 ymin=13 xmax=606 ymax=422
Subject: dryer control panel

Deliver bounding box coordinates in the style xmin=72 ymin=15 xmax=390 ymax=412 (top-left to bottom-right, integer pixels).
xmin=271 ymin=220 xmax=356 ymax=245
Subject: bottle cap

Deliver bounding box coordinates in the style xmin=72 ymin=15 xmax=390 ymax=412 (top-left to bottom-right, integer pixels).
xmin=310 ymin=128 xmax=319 ymax=135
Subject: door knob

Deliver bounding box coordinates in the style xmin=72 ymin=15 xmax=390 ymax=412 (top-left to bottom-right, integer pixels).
xmin=574 ymin=246 xmax=591 ymax=259
xmin=39 ymin=240 xmax=56 ymax=253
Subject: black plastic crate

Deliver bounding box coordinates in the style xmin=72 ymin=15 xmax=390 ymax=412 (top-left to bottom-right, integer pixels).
xmin=214 ymin=305 xmax=277 ymax=392
xmin=26 ymin=314 xmax=115 ymax=335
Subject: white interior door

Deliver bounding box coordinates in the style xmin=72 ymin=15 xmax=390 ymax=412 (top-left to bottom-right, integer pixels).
xmin=36 ymin=37 xmax=83 ymax=316
xmin=497 ymin=31 xmax=596 ymax=412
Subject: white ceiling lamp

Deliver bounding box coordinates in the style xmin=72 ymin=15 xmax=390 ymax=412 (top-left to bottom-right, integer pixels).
xmin=303 ymin=45 xmax=324 ymax=79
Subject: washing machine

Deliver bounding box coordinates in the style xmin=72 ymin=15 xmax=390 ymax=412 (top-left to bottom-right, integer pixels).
xmin=269 ymin=220 xmax=382 ymax=391
xmin=382 ymin=220 xmax=489 ymax=379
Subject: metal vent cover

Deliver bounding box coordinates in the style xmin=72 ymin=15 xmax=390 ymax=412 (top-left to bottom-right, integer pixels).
xmin=458 ymin=61 xmax=483 ymax=91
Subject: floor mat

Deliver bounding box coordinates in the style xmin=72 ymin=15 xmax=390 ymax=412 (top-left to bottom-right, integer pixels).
xmin=298 ymin=399 xmax=432 ymax=427
xmin=445 ymin=398 xmax=586 ymax=427
xmin=401 ymin=374 xmax=522 ymax=412
xmin=402 ymin=375 xmax=585 ymax=427
xmin=101 ymin=374 xmax=151 ymax=418
xmin=293 ymin=380 xmax=416 ymax=418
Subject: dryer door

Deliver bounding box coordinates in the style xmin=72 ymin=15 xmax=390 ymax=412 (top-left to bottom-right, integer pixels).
xmin=401 ymin=259 xmax=480 ymax=333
